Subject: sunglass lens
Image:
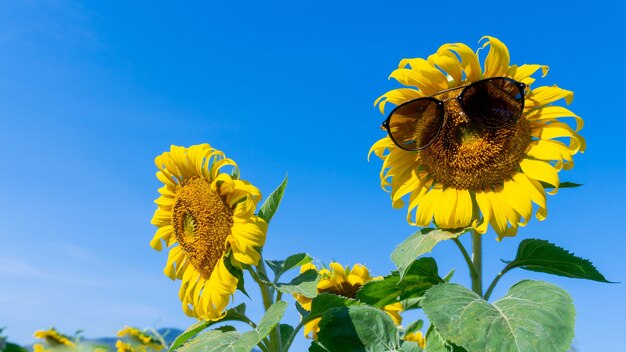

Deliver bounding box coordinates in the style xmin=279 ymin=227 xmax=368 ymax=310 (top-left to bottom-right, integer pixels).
xmin=460 ymin=78 xmax=524 ymax=128
xmin=387 ymin=98 xmax=444 ymax=151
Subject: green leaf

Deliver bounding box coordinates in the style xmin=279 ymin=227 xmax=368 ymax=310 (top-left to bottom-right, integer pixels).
xmin=258 ymin=175 xmax=288 ymax=223
xmin=422 ymin=280 xmax=575 ymax=352
xmin=276 ymin=269 xmax=320 ymax=298
xmin=541 ymin=181 xmax=582 ymax=189
xmin=255 ymin=301 xmax=288 ymax=338
xmin=404 ymin=320 xmax=424 ymax=335
xmin=266 ymin=252 xmax=313 ymax=281
xmin=3 ymin=343 xmax=28 ymax=352
xmin=399 ymin=341 xmax=423 ymax=352
xmin=169 ymin=303 xmax=248 ymax=351
xmin=504 ymin=239 xmax=612 ymax=283
xmin=309 ymin=341 xmax=330 ymax=352
xmin=357 ymin=258 xmax=443 ymax=308
xmin=391 ymin=228 xmax=464 ymax=279
xmin=424 ymin=326 xmax=466 ymax=352
xmin=225 ymin=258 xmax=250 ymax=297
xmin=179 ymin=301 xmax=287 ymax=352
xmin=296 ymin=301 xmax=310 ymax=319
xmin=316 ymin=306 xmax=401 ymax=352
xmin=442 ymin=269 xmax=455 ymax=283
xmin=309 ymin=293 xmax=362 ymax=318
xmin=236 ymin=300 xmax=289 ymax=351
xmin=177 ymin=330 xmax=242 ymax=352
xmin=279 ymin=324 xmax=295 ymax=349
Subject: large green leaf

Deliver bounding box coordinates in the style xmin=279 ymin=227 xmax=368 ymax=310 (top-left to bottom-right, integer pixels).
xmin=422 ymin=281 xmax=575 ymax=352
xmin=235 ymin=300 xmax=288 ymax=351
xmin=279 ymin=324 xmax=295 ymax=349
xmin=357 ymin=258 xmax=443 ymax=308
xmin=316 ymin=306 xmax=401 ymax=352
xmin=504 ymin=239 xmax=612 ymax=282
xmin=169 ymin=304 xmax=248 ymax=351
xmin=178 ymin=301 xmax=287 ymax=352
xmin=258 ymin=175 xmax=288 ymax=223
xmin=399 ymin=341 xmax=423 ymax=352
xmin=424 ymin=326 xmax=466 ymax=352
xmin=391 ymin=228 xmax=464 ymax=279
xmin=309 ymin=293 xmax=362 ymax=318
xmin=177 ymin=330 xmax=242 ymax=352
xmin=266 ymin=252 xmax=313 ymax=281
xmin=254 ymin=300 xmax=288 ymax=339
xmin=276 ymin=269 xmax=320 ymax=298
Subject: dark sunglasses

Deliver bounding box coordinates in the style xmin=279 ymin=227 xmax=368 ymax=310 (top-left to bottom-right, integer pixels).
xmin=381 ymin=77 xmax=526 ymax=151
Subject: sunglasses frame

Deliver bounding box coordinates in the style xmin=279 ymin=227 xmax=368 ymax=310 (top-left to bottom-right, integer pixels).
xmin=381 ymin=77 xmax=526 ymax=151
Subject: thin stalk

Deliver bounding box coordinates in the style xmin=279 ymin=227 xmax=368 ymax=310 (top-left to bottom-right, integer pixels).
xmin=484 ymin=265 xmax=512 ymax=301
xmin=471 ymin=230 xmax=483 ymax=296
xmin=452 ymin=237 xmax=479 ymax=280
xmin=255 ymin=260 xmax=282 ymax=352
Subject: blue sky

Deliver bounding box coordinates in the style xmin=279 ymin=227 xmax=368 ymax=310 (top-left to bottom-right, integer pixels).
xmin=0 ymin=1 xmax=624 ymax=350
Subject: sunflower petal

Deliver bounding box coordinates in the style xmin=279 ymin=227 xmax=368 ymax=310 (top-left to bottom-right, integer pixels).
xmin=480 ymin=36 xmax=510 ymax=78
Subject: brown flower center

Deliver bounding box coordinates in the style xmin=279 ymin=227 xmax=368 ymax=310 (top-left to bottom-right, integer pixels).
xmin=171 ymin=177 xmax=233 ymax=277
xmin=419 ymin=91 xmax=532 ymax=191
xmin=320 ymin=282 xmax=361 ymax=299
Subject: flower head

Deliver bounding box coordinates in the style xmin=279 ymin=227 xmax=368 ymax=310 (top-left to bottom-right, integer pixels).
xmin=370 ymin=36 xmax=585 ymax=239
xmin=33 ymin=328 xmax=75 ymax=351
xmin=116 ymin=327 xmax=164 ymax=351
xmin=294 ymin=262 xmax=403 ymax=339
xmin=151 ymin=144 xmax=267 ymax=320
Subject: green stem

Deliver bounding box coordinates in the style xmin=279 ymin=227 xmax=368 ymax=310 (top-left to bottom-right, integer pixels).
xmin=452 ymin=237 xmax=479 ymax=280
xmin=471 ymin=230 xmax=483 ymax=297
xmin=255 ymin=260 xmax=282 ymax=352
xmin=484 ymin=265 xmax=512 ymax=301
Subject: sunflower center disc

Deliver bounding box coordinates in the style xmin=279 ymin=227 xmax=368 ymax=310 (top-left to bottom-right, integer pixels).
xmin=419 ymin=94 xmax=532 ymax=191
xmin=320 ymin=282 xmax=361 ymax=299
xmin=172 ymin=177 xmax=233 ymax=277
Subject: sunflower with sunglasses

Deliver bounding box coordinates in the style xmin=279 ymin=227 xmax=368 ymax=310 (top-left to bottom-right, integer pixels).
xmin=370 ymin=36 xmax=584 ymax=239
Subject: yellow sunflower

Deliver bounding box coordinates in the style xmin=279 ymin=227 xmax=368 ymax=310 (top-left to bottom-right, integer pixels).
xmin=33 ymin=328 xmax=75 ymax=351
xmin=294 ymin=262 xmax=403 ymax=339
xmin=151 ymin=144 xmax=268 ymax=320
xmin=116 ymin=327 xmax=164 ymax=351
xmin=370 ymin=36 xmax=585 ymax=239
xmin=115 ymin=341 xmax=135 ymax=352
xmin=404 ymin=330 xmax=425 ymax=349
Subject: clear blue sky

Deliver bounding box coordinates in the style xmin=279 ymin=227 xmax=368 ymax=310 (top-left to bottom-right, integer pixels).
xmin=1 ymin=1 xmax=624 ymax=351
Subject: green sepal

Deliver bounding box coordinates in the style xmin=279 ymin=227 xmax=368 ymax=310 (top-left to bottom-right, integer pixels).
xmin=422 ymin=280 xmax=575 ymax=352
xmin=224 ymin=255 xmax=250 ymax=298
xmin=392 ymin=228 xmax=466 ymax=279
xmin=540 ymin=181 xmax=582 ymax=189
xmin=503 ymin=238 xmax=613 ymax=283
xmin=258 ymin=175 xmax=288 ymax=224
